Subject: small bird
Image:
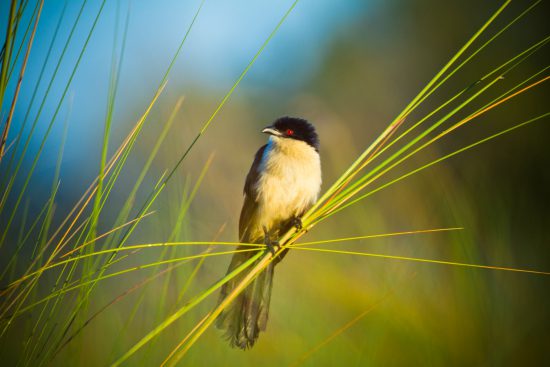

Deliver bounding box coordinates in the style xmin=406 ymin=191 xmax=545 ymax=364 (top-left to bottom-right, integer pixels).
xmin=216 ymin=116 xmax=322 ymax=349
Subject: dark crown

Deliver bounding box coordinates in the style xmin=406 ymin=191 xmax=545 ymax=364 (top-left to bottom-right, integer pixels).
xmin=272 ymin=116 xmax=319 ymax=151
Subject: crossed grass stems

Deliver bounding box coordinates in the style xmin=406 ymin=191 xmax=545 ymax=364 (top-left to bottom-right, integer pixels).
xmin=0 ymin=0 xmax=549 ymax=365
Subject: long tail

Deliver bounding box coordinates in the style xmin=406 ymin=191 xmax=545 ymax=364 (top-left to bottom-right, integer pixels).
xmin=215 ymin=248 xmax=275 ymax=349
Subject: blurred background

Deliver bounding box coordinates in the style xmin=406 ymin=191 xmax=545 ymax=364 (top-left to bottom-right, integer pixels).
xmin=1 ymin=0 xmax=549 ymax=365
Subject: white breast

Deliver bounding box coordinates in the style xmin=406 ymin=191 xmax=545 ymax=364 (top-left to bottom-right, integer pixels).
xmin=255 ymin=137 xmax=322 ymax=230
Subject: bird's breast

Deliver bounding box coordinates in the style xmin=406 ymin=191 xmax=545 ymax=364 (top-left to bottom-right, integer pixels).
xmin=254 ymin=139 xmax=321 ymax=229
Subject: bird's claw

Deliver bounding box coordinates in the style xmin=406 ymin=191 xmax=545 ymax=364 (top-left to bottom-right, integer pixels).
xmin=291 ymin=217 xmax=303 ymax=231
xmin=264 ymin=238 xmax=279 ymax=256
xmin=263 ymin=226 xmax=279 ymax=256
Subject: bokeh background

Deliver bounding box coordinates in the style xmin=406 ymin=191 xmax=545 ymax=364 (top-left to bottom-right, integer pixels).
xmin=1 ymin=0 xmax=549 ymax=365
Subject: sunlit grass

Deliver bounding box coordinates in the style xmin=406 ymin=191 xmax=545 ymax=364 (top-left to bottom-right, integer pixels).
xmin=152 ymin=1 xmax=549 ymax=364
xmin=0 ymin=0 xmax=548 ymax=365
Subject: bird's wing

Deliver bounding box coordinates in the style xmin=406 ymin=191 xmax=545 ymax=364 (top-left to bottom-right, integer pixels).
xmin=216 ymin=144 xmax=272 ymax=349
xmin=243 ymin=144 xmax=267 ymax=196
xmin=239 ymin=144 xmax=267 ymax=242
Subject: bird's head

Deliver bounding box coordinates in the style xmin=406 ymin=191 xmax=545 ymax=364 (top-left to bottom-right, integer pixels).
xmin=262 ymin=117 xmax=319 ymax=151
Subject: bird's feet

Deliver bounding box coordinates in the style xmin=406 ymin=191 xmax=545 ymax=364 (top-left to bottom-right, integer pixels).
xmin=263 ymin=226 xmax=279 ymax=256
xmin=291 ymin=217 xmax=302 ymax=230
xmin=291 ymin=216 xmax=305 ymax=232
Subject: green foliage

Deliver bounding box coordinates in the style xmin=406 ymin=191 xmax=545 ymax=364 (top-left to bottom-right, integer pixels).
xmin=0 ymin=0 xmax=548 ymax=366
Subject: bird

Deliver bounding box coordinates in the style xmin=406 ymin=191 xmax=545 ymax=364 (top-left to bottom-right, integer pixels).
xmin=215 ymin=116 xmax=322 ymax=349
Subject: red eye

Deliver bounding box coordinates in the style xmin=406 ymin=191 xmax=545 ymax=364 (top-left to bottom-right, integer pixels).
xmin=286 ymin=129 xmax=294 ymax=136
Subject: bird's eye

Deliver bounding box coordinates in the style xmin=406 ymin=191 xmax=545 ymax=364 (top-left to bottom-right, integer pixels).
xmin=286 ymin=129 xmax=294 ymax=136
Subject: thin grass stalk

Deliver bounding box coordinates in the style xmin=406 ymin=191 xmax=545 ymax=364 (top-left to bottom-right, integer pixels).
xmin=32 ymin=96 xmax=70 ymax=268
xmin=162 ymin=5 xmax=550 ymax=360
xmin=289 ymin=290 xmax=395 ymax=367
xmin=159 ymin=312 xmax=211 ymax=367
xmin=45 ymin=174 xmax=169 ymax=355
xmin=0 ymin=86 xmax=167 ymax=325
xmin=0 ymin=189 xmax=54 ymax=281
xmin=30 ymin=205 xmax=56 ymax=260
xmin=163 ymin=230 xmax=314 ymax=363
xmin=48 ymin=82 xmax=167 ymax=261
xmin=324 ymin=74 xmax=550 ymax=219
xmin=331 ymin=35 xmax=550 ymax=207
xmin=320 ymin=57 xmax=549 ymax=218
xmin=0 ymin=0 xmax=88 ymax=215
xmin=52 ymin=92 xmax=185 ymax=353
xmin=0 ymin=0 xmax=17 ymax=106
xmin=0 ymin=0 xmax=104 ymax=250
xmin=175 ymin=225 xmax=227 ymax=306
xmin=165 ymin=178 xmax=193 ymax=304
xmin=111 ymin=251 xmax=263 ymax=366
xmin=19 ymin=1 xmax=270 ymax=306
xmin=11 ymin=248 xmax=257 ymax=321
xmin=147 ymin=0 xmax=300 ymax=196
xmin=303 ymin=0 xmax=512 ymax=226
xmin=47 ymin=260 xmax=190 ymax=365
xmin=107 ymin=288 xmax=147 ymax=362
xmin=46 ymin=79 xmax=168 ymax=262
xmin=289 ymin=227 xmax=463 ymax=248
xmin=76 ymin=5 xmax=128 ymax=330
xmin=316 ymin=116 xmax=407 ymax=216
xmin=0 ymin=0 xmax=69 ymax=191
xmin=44 ymin=0 xmax=199 ymax=261
xmin=21 ymin=260 xmax=70 ymax=366
xmin=0 ymin=84 xmax=168 ymax=321
xmin=113 ymin=0 xmax=292 ymax=263
xmin=106 ymin=9 xmax=303 ymax=353
xmin=145 ymin=225 xmax=223 ymax=362
xmin=0 ymin=0 xmax=43 ymax=161
xmin=323 ymin=74 xmax=504 ymax=218
xmin=318 ymin=2 xmax=542 ymax=210
xmin=24 ymin=229 xmax=94 ymax=358
xmin=1 ymin=267 xmax=41 ymax=335
xmin=15 ymin=227 xmax=461 ymax=279
xmin=163 ymin=250 xmax=283 ymax=365
xmin=93 ymin=96 xmax=184 ymax=260
xmin=4 ymin=199 xmax=28 ymax=280
xmin=0 ymin=0 xmax=28 ymax=64
xmin=5 ymin=0 xmax=36 ymax=85
xmin=8 ymin=242 xmax=257 ymax=288
xmin=292 ymin=246 xmax=550 ymax=276
xmin=61 ymin=211 xmax=156 ymax=259
xmin=327 ymin=111 xmax=549 ymax=219
xmin=0 ymin=0 xmax=28 ymax=63
xmin=70 ymin=0 xmax=207 ymax=268
xmin=12 ymin=207 xmax=56 ymax=365
xmin=404 ymin=0 xmax=540 ymax=119
xmin=85 ymin=0 xmax=124 ymax=257
xmin=143 ymin=154 xmax=215 ymax=359
xmin=113 ymin=3 xmax=308 ymax=352
xmin=0 ymin=206 xmax=138 ymax=286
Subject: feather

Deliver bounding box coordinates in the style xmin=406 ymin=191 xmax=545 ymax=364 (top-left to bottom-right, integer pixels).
xmin=216 ymin=126 xmax=321 ymax=349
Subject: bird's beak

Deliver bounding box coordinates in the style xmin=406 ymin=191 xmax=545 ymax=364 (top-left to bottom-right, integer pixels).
xmin=262 ymin=126 xmax=282 ymax=137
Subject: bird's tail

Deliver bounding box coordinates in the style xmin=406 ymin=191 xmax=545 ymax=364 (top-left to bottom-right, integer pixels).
xmin=215 ymin=248 xmax=274 ymax=349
